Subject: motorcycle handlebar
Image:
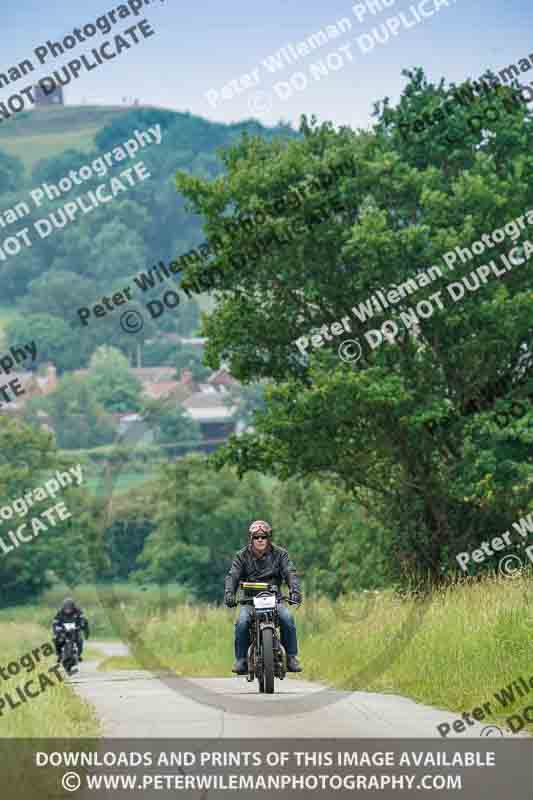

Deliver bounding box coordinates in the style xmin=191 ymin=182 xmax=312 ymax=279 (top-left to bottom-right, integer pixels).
xmin=238 ymin=595 xmax=300 ymax=606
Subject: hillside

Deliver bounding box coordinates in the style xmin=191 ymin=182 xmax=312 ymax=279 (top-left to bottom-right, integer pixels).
xmin=0 ymin=105 xmax=139 ymax=172
xmin=0 ymin=103 xmax=297 ymax=367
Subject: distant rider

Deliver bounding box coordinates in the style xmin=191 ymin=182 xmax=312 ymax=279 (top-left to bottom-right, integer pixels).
xmin=224 ymin=520 xmax=303 ymax=675
xmin=53 ymin=597 xmax=90 ymax=662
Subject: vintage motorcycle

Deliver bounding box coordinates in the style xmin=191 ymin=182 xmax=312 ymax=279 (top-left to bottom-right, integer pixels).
xmin=58 ymin=621 xmax=80 ymax=674
xmin=239 ymin=581 xmax=297 ymax=694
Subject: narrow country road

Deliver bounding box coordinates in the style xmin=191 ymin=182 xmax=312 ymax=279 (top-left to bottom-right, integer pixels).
xmin=68 ymin=641 xmax=505 ymax=738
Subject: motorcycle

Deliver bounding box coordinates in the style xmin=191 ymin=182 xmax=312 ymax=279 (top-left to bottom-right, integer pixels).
xmin=238 ymin=581 xmax=297 ymax=694
xmin=58 ymin=622 xmax=80 ymax=674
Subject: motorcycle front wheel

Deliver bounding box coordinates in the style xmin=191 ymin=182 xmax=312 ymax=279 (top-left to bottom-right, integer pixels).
xmin=261 ymin=628 xmax=275 ymax=694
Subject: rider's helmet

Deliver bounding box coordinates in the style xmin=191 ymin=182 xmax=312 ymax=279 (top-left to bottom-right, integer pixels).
xmin=62 ymin=597 xmax=76 ymax=616
xmin=248 ymin=520 xmax=273 ymax=540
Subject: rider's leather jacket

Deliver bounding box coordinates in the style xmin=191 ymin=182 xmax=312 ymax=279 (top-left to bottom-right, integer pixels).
xmin=53 ymin=607 xmax=89 ymax=638
xmin=224 ymin=543 xmax=302 ymax=600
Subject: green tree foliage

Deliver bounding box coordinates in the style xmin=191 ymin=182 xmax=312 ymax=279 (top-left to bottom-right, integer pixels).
xmin=0 ymin=417 xmax=94 ymax=605
xmin=225 ymin=382 xmax=267 ymax=429
xmin=24 ymin=374 xmax=116 ymax=449
xmin=174 ymin=341 xmax=210 ymax=382
xmin=142 ymin=338 xmax=177 ymax=366
xmin=146 ymin=293 xmax=201 ymax=336
xmin=7 ymin=314 xmax=78 ymax=371
xmin=102 ymin=487 xmax=156 ymax=580
xmin=176 ymin=295 xmax=201 ymax=336
xmin=271 ymin=479 xmax=393 ymax=597
xmin=0 ymin=148 xmax=24 ymax=193
xmin=87 ymin=346 xmax=143 ymax=412
xmin=175 ymin=73 xmax=533 ymax=584
xmin=134 ymin=457 xmax=271 ymax=601
xmin=22 ymin=270 xmax=97 ymax=319
xmin=141 ymin=396 xmax=202 ymax=447
xmin=129 ymin=457 xmax=388 ymax=602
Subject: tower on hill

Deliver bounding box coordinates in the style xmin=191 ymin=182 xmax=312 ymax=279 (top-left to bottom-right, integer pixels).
xmin=33 ymin=83 xmax=64 ymax=107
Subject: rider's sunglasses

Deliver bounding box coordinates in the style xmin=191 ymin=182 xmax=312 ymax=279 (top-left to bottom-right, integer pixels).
xmin=252 ymin=534 xmax=268 ymax=540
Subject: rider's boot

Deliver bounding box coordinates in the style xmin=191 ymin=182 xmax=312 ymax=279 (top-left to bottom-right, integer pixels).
xmin=232 ymin=658 xmax=248 ymax=674
xmin=286 ymin=656 xmax=302 ymax=672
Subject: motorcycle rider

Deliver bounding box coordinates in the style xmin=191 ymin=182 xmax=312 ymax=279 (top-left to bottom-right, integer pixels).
xmin=224 ymin=520 xmax=303 ymax=675
xmin=52 ymin=597 xmax=90 ymax=663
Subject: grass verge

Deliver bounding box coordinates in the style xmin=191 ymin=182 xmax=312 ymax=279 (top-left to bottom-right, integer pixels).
xmin=0 ymin=622 xmax=100 ymax=738
xmin=0 ymin=625 xmax=100 ymax=799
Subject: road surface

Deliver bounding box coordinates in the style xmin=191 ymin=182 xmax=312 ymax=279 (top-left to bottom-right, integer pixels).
xmin=68 ymin=641 xmax=506 ymax=738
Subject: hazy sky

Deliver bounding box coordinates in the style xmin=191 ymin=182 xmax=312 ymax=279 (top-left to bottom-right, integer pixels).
xmin=2 ymin=0 xmax=532 ymax=131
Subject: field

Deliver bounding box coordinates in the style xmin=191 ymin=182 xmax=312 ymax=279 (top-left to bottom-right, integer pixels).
xmin=0 ymin=106 xmax=133 ymax=173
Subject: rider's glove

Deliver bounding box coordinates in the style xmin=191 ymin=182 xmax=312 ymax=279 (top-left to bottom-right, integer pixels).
xmin=224 ymin=592 xmax=237 ymax=608
xmin=289 ymin=591 xmax=302 ymax=606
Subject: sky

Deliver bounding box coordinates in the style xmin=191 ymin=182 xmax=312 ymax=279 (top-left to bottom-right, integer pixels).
xmin=1 ymin=0 xmax=532 ymax=131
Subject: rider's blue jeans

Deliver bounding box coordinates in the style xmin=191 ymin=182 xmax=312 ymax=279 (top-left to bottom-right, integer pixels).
xmin=235 ymin=605 xmax=298 ymax=660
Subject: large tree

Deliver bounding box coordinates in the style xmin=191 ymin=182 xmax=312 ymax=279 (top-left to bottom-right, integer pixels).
xmin=24 ymin=374 xmax=116 ymax=449
xmin=87 ymin=346 xmax=143 ymax=412
xmin=174 ymin=72 xmax=533 ymax=584
xmin=7 ymin=314 xmax=77 ymax=371
xmin=22 ymin=270 xmax=97 ymax=320
xmin=0 ymin=417 xmax=94 ymax=605
xmin=141 ymin=396 xmax=202 ymax=448
xmin=134 ymin=457 xmax=271 ymax=601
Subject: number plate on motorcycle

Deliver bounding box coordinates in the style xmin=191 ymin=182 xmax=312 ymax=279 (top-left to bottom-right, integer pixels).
xmin=253 ymin=595 xmax=276 ymax=609
xmin=64 ymin=623 xmax=77 ymax=630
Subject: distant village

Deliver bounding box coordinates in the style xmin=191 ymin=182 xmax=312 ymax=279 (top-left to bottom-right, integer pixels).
xmin=0 ymin=336 xmax=246 ymax=456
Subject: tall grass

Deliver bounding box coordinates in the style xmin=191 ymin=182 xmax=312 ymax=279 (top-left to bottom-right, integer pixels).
xmin=300 ymin=576 xmax=533 ymax=720
xmin=0 ymin=622 xmax=99 ymax=738
xmin=99 ymin=603 xmax=235 ymax=674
